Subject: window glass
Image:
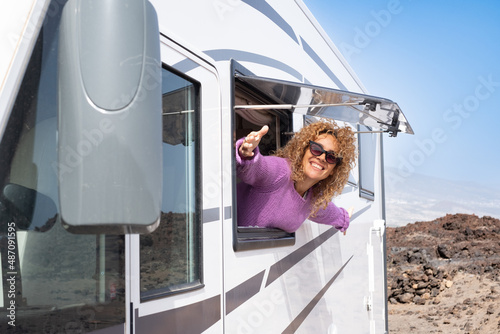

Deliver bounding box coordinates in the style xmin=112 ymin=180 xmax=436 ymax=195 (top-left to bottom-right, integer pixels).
xmin=0 ymin=2 xmax=125 ymax=332
xmin=140 ymin=67 xmax=201 ymax=299
xmin=358 ymin=125 xmax=377 ymax=200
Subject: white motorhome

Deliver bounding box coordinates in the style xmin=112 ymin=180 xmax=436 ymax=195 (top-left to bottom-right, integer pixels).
xmin=0 ymin=0 xmax=413 ymax=333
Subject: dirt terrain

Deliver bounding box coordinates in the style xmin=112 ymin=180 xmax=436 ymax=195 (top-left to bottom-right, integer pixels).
xmin=386 ymin=214 xmax=500 ymax=333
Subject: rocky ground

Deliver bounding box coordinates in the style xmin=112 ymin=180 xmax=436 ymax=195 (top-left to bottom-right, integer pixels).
xmin=386 ymin=214 xmax=500 ymax=333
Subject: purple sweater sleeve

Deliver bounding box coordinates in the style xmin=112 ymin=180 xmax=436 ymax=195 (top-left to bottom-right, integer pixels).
xmin=235 ymin=137 xmax=350 ymax=232
xmin=309 ymin=202 xmax=350 ymax=232
xmin=235 ymin=137 xmax=289 ymax=187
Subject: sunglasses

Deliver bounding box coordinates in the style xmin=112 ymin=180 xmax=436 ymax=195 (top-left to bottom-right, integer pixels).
xmin=309 ymin=141 xmax=343 ymax=165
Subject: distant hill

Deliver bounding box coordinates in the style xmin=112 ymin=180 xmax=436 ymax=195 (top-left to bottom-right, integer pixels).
xmin=384 ymin=167 xmax=500 ymax=227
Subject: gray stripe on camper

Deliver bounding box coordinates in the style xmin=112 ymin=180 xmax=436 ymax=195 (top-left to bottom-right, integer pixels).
xmin=205 ymin=49 xmax=303 ymax=81
xmin=224 ymin=206 xmax=232 ymax=219
xmin=300 ymin=37 xmax=347 ymax=90
xmin=266 ymin=227 xmax=338 ymax=287
xmin=282 ymin=256 xmax=354 ymax=333
xmin=226 ymin=270 xmax=266 ymax=315
xmin=135 ymin=295 xmax=221 ymax=333
xmin=241 ymin=0 xmax=299 ymax=44
xmin=203 ymin=208 xmax=220 ymax=223
xmin=171 ymin=49 xmax=302 ymax=82
xmin=349 ymin=205 xmax=371 ymax=222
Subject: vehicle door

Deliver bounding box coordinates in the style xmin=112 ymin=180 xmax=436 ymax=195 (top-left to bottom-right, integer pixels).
xmin=128 ymin=37 xmax=224 ymax=334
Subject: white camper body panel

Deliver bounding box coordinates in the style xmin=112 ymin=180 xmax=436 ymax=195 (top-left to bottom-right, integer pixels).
xmin=0 ymin=0 xmax=49 ymax=135
xmin=0 ymin=1 xmax=394 ymax=333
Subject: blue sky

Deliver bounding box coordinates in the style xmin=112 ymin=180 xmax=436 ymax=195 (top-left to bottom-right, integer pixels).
xmin=305 ymin=0 xmax=500 ymax=187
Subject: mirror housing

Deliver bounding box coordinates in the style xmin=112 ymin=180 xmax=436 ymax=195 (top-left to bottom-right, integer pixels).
xmin=58 ymin=0 xmax=162 ymax=234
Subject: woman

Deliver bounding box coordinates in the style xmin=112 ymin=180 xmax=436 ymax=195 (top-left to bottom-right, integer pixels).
xmin=236 ymin=120 xmax=356 ymax=234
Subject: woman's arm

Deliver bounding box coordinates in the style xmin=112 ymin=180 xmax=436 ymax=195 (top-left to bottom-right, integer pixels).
xmin=310 ymin=203 xmax=353 ymax=234
xmin=236 ymin=126 xmax=289 ymax=187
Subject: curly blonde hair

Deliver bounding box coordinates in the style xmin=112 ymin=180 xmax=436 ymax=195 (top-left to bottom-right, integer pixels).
xmin=274 ymin=119 xmax=357 ymax=216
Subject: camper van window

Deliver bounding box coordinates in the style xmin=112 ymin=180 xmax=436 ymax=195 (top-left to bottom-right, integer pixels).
xmin=0 ymin=4 xmax=126 ymax=333
xmin=358 ymin=125 xmax=377 ymax=200
xmin=233 ymin=83 xmax=357 ymax=251
xmin=140 ymin=66 xmax=202 ymax=299
xmin=233 ymin=87 xmax=296 ymax=251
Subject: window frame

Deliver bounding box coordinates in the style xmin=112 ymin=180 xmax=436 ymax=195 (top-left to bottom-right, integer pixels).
xmin=230 ymin=62 xmax=412 ymax=250
xmin=139 ymin=64 xmax=204 ymax=301
xmin=231 ymin=61 xmax=295 ymax=252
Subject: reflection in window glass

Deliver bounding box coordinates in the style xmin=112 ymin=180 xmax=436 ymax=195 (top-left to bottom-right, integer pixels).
xmin=0 ymin=2 xmax=125 ymax=332
xmin=140 ymin=67 xmax=201 ymax=299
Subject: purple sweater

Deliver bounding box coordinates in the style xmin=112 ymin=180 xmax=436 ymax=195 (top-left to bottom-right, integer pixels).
xmin=236 ymin=138 xmax=349 ymax=233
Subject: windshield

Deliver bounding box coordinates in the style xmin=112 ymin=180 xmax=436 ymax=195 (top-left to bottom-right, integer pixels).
xmin=0 ymin=1 xmax=125 ymax=332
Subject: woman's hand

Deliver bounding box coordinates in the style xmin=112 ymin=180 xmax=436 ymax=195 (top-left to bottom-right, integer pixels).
xmin=239 ymin=125 xmax=269 ymax=158
xmin=347 ymin=207 xmax=354 ymax=218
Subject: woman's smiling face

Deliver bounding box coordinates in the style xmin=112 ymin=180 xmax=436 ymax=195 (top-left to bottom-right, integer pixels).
xmin=301 ymin=134 xmax=339 ymax=184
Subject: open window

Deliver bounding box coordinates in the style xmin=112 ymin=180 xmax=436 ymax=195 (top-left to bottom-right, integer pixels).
xmin=233 ymin=72 xmax=296 ymax=252
xmin=231 ymin=63 xmax=413 ymax=251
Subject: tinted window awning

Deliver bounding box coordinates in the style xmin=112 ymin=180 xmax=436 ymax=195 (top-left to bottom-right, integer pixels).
xmin=234 ymin=75 xmax=413 ymax=137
